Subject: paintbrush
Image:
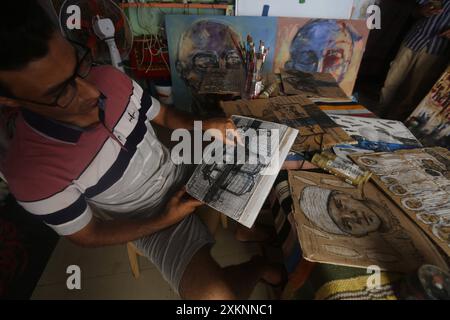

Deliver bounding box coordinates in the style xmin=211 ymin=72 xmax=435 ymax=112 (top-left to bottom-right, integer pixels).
xmin=228 ymin=31 xmax=245 ymax=65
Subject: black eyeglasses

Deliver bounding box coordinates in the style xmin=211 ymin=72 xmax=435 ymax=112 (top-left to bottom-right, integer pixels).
xmin=12 ymin=41 xmax=93 ymax=109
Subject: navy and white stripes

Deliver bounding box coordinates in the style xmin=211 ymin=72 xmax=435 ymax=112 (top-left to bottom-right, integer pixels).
xmin=404 ymin=0 xmax=450 ymax=55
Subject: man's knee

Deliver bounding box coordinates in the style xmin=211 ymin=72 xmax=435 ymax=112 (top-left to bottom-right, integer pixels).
xmin=179 ymin=247 xmax=237 ymax=300
xmin=179 ymin=279 xmax=236 ymax=300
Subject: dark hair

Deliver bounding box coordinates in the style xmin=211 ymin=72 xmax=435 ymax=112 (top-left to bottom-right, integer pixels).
xmin=0 ymin=1 xmax=56 ymax=72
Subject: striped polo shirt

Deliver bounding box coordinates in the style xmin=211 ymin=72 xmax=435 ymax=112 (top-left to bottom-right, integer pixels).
xmin=404 ymin=0 xmax=450 ymax=55
xmin=2 ymin=66 xmax=184 ymax=236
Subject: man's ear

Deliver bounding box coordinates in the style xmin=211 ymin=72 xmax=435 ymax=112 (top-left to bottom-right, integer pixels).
xmin=0 ymin=96 xmax=21 ymax=108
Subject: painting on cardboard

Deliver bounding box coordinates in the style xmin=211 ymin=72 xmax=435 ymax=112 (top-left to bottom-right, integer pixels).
xmin=351 ymin=148 xmax=450 ymax=257
xmin=220 ymin=95 xmax=355 ymax=152
xmin=280 ymin=69 xmax=352 ymax=103
xmin=329 ymin=115 xmax=422 ymax=153
xmin=166 ymin=15 xmax=277 ymax=111
xmin=288 ymin=171 xmax=447 ymax=272
xmin=274 ymin=18 xmax=369 ymax=97
xmin=406 ymin=66 xmax=450 ymax=148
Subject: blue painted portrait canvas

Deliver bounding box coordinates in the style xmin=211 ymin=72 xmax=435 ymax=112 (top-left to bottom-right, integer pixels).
xmin=274 ymin=18 xmax=369 ymax=97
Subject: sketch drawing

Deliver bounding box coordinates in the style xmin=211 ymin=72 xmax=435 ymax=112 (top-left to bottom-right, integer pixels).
xmin=351 ymin=148 xmax=450 ymax=257
xmin=289 ymin=171 xmax=447 ymax=272
xmin=329 ymin=115 xmax=422 ymax=154
xmin=300 ymin=186 xmax=383 ymax=236
xmin=187 ymin=115 xmax=298 ymax=228
xmin=274 ymin=18 xmax=369 ymax=97
xmin=220 ymin=95 xmax=355 ymax=152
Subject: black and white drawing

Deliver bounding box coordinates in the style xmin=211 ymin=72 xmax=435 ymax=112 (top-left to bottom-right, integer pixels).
xmin=186 ymin=115 xmax=298 ymax=228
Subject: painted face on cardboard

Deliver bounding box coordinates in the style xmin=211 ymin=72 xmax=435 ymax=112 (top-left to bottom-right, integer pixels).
xmin=285 ymin=19 xmax=362 ymax=83
xmin=328 ymin=192 xmax=382 ymax=236
xmin=176 ymin=20 xmax=243 ymax=89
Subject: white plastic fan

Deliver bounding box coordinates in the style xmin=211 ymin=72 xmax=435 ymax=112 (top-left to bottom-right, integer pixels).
xmin=58 ymin=0 xmax=133 ymax=72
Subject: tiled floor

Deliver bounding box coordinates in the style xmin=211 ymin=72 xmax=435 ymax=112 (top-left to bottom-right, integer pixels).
xmin=31 ymin=226 xmax=276 ymax=300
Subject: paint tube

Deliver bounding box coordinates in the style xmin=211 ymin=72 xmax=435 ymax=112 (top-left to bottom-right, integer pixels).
xmin=259 ymin=82 xmax=278 ymax=99
xmin=312 ymin=151 xmax=372 ymax=186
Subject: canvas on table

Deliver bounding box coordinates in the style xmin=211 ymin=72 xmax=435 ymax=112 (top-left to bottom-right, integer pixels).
xmin=220 ymin=95 xmax=356 ymax=152
xmin=351 ymin=147 xmax=450 ymax=257
xmin=406 ymin=66 xmax=450 ymax=148
xmin=329 ymin=115 xmax=422 ymax=156
xmin=280 ymin=69 xmax=352 ymax=103
xmin=288 ymin=171 xmax=447 ymax=272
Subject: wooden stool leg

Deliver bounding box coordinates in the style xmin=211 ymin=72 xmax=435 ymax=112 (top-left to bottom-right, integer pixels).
xmin=127 ymin=242 xmax=140 ymax=279
xmin=281 ymin=259 xmax=316 ymax=300
xmin=220 ymin=214 xmax=228 ymax=229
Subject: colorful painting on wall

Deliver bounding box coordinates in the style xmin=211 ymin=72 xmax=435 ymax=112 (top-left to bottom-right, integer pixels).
xmin=273 ymin=18 xmax=369 ymax=97
xmin=406 ymin=66 xmax=450 ymax=148
xmin=166 ymin=15 xmax=370 ymax=111
xmin=166 ymin=15 xmax=278 ymax=111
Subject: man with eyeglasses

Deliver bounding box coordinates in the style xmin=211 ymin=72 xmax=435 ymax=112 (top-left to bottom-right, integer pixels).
xmin=0 ymin=1 xmax=284 ymax=299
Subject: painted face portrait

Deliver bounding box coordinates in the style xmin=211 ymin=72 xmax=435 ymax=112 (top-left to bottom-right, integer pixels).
xmin=285 ymin=19 xmax=362 ymax=83
xmin=300 ymin=186 xmax=382 ymax=237
xmin=328 ymin=192 xmax=382 ymax=236
xmin=176 ymin=20 xmax=243 ymax=89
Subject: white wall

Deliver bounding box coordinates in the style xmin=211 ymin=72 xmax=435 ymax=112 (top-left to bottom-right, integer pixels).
xmin=236 ymin=0 xmax=377 ymax=20
xmin=351 ymin=0 xmax=379 ymax=19
xmin=236 ymin=0 xmax=354 ymax=19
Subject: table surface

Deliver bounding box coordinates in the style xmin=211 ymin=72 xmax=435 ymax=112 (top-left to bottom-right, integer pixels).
xmin=268 ymin=103 xmax=426 ymax=300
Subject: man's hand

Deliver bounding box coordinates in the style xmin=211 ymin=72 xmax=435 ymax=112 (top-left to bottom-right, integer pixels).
xmin=418 ymin=2 xmax=443 ymax=17
xmin=203 ymin=117 xmax=243 ymax=145
xmin=440 ymin=29 xmax=450 ymax=39
xmin=160 ymin=188 xmax=203 ymax=227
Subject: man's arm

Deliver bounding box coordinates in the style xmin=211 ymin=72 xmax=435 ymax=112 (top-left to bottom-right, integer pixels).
xmin=152 ymin=103 xmax=242 ymax=145
xmin=67 ymin=188 xmax=203 ymax=248
xmin=151 ymin=102 xmax=198 ymax=130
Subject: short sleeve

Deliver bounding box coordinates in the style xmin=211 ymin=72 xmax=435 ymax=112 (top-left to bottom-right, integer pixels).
xmin=131 ymin=80 xmax=161 ymax=121
xmin=18 ymin=187 xmax=93 ymax=236
xmin=146 ymin=96 xmax=161 ymax=121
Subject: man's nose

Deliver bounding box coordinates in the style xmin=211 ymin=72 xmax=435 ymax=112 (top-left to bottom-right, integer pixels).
xmin=76 ymin=77 xmax=100 ymax=101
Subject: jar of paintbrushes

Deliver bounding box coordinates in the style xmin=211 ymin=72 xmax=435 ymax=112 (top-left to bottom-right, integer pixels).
xmin=237 ymin=35 xmax=269 ymax=99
